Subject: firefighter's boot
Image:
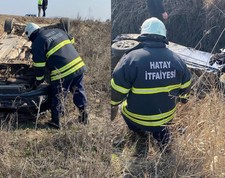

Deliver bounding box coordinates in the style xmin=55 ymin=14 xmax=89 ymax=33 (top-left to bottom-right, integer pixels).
xmin=47 ymin=115 xmax=60 ymax=129
xmin=78 ymin=108 xmax=88 ymax=125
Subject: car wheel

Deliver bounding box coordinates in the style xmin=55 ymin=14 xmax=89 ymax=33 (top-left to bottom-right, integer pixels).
xmin=111 ymin=40 xmax=140 ymax=70
xmin=4 ymin=18 xmax=14 ymax=34
xmin=112 ymin=40 xmax=140 ymax=58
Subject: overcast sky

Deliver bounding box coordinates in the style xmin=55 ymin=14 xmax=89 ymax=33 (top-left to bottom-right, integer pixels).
xmin=0 ymin=0 xmax=111 ymax=21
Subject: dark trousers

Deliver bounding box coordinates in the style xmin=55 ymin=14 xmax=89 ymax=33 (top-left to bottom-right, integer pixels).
xmin=50 ymin=74 xmax=87 ymax=125
xmin=122 ymin=114 xmax=171 ymax=148
xmin=42 ymin=6 xmax=47 ymax=17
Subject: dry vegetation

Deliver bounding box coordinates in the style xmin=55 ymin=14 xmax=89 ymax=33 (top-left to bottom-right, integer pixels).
xmin=110 ymin=90 xmax=225 ymax=177
xmin=0 ymin=15 xmax=112 ymax=177
xmin=110 ymin=0 xmax=225 ymax=177
xmin=112 ymin=0 xmax=225 ymax=52
xmin=1 ymin=0 xmax=225 ymax=177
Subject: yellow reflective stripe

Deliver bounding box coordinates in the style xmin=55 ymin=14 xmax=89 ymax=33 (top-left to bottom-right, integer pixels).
xmin=33 ymin=62 xmax=46 ymax=67
xmin=111 ymin=100 xmax=122 ymax=105
xmin=132 ymin=83 xmax=182 ymax=94
xmin=51 ymin=62 xmax=85 ymax=81
xmin=36 ymin=76 xmax=44 ymax=81
xmin=71 ymin=38 xmax=75 ymax=44
xmin=179 ymin=93 xmax=189 ymax=99
xmin=122 ymin=101 xmax=176 ymax=121
xmin=181 ymin=80 xmax=191 ymax=89
xmin=46 ymin=39 xmax=71 ymax=58
xmin=51 ymin=57 xmax=82 ymax=76
xmin=111 ymin=78 xmax=130 ymax=94
xmin=122 ymin=108 xmax=174 ymax=126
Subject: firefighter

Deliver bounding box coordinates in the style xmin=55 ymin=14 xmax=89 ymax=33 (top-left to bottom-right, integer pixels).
xmin=111 ymin=17 xmax=192 ymax=151
xmin=146 ymin=0 xmax=169 ymax=21
xmin=42 ymin=0 xmax=48 ymax=17
xmin=24 ymin=23 xmax=88 ymax=129
xmin=38 ymin=0 xmax=43 ymax=17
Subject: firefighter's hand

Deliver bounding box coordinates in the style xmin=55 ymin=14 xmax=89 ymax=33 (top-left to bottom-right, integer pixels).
xmin=111 ymin=105 xmax=118 ymax=121
xmin=209 ymin=52 xmax=225 ymax=65
xmin=162 ymin=12 xmax=169 ymax=20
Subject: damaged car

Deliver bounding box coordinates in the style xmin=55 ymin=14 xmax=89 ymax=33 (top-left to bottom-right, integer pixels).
xmin=0 ymin=18 xmax=70 ymax=122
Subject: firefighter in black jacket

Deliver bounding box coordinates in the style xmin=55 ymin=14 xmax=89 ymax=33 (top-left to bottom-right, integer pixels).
xmin=24 ymin=23 xmax=88 ymax=128
xmin=146 ymin=0 xmax=168 ymax=21
xmin=111 ymin=17 xmax=192 ymax=150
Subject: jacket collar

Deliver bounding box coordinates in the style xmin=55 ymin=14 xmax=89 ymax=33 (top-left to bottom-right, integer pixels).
xmin=29 ymin=28 xmax=43 ymax=42
xmin=137 ymin=34 xmax=168 ymax=46
xmin=141 ymin=41 xmax=166 ymax=48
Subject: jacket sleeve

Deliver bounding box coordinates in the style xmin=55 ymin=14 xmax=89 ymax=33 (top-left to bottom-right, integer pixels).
xmin=31 ymin=46 xmax=47 ymax=84
xmin=111 ymin=55 xmax=136 ymax=106
xmin=179 ymin=64 xmax=192 ymax=103
xmin=67 ymin=33 xmax=75 ymax=44
xmin=153 ymin=0 xmax=165 ymax=13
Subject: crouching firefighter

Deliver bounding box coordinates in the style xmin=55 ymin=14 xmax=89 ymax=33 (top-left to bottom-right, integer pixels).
xmin=24 ymin=23 xmax=88 ymax=129
xmin=111 ymin=17 xmax=192 ymax=151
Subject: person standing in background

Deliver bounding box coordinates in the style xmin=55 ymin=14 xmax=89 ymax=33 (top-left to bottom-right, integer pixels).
xmin=38 ymin=0 xmax=43 ymax=17
xmin=146 ymin=0 xmax=169 ymax=21
xmin=42 ymin=0 xmax=48 ymax=17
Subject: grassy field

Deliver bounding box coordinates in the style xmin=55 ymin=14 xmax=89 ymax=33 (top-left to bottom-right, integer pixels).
xmin=110 ymin=0 xmax=225 ymax=177
xmin=110 ymin=91 xmax=225 ymax=177
xmin=0 ymin=16 xmax=112 ymax=178
xmin=1 ymin=0 xmax=225 ymax=177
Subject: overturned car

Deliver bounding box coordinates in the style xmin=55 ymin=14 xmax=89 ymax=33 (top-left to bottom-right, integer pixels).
xmin=111 ymin=34 xmax=224 ymax=97
xmin=0 ymin=18 xmax=70 ymax=121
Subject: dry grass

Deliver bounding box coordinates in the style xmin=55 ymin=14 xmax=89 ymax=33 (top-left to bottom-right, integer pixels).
xmin=0 ymin=17 xmax=112 ymax=177
xmin=112 ymin=0 xmax=225 ymax=52
xmin=2 ymin=0 xmax=225 ymax=177
xmin=109 ymin=89 xmax=225 ymax=178
xmin=110 ymin=1 xmax=225 ymax=177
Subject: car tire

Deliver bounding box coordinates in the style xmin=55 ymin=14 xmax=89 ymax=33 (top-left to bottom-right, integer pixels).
xmin=111 ymin=40 xmax=140 ymax=58
xmin=111 ymin=40 xmax=140 ymax=70
xmin=4 ymin=18 xmax=14 ymax=34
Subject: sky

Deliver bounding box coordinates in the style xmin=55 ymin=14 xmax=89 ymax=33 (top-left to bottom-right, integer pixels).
xmin=0 ymin=0 xmax=111 ymax=21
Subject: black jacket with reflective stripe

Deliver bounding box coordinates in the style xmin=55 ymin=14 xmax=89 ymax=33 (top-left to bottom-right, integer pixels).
xmin=30 ymin=28 xmax=87 ymax=85
xmin=111 ymin=40 xmax=192 ymax=127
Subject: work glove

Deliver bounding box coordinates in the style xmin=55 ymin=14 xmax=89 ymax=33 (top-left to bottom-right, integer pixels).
xmin=209 ymin=52 xmax=225 ymax=66
xmin=111 ymin=105 xmax=118 ymax=121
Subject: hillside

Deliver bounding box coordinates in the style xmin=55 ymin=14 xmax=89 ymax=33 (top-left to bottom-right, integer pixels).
xmin=0 ymin=14 xmax=112 ymax=177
